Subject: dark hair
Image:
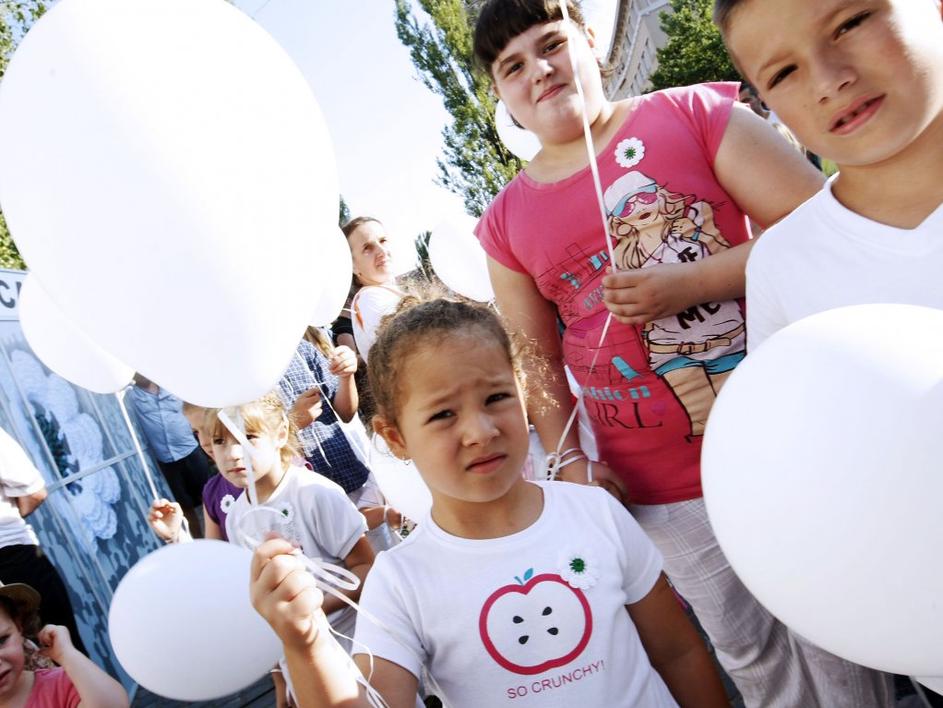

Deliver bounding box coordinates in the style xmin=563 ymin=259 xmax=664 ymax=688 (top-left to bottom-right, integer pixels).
xmin=0 ymin=596 xmax=40 ymax=638
xmin=367 ymin=292 xmax=540 ymax=424
xmin=473 ymin=0 xmax=587 ymax=72
xmin=341 ymin=216 xmax=382 ymax=239
xmin=713 ymin=0 xmax=746 ymax=33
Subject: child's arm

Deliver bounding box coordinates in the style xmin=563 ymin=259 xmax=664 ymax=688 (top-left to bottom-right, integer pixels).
xmin=37 ymin=625 xmax=129 ymax=707
xmin=321 ymin=536 xmax=374 ymax=615
xmin=327 ymin=345 xmax=359 ymax=423
xmin=603 ymin=103 xmax=824 ymax=326
xmin=628 ymin=575 xmax=728 ymax=708
xmin=251 ymin=538 xmax=419 ymax=708
xmin=488 ymin=257 xmax=627 ymax=498
xmin=203 ymin=507 xmax=223 ymax=541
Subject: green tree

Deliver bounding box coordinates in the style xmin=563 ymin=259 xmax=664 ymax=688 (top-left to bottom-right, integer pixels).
xmin=647 ymin=0 xmax=739 ymax=93
xmin=413 ymin=229 xmax=434 ymax=281
xmin=394 ymin=0 xmax=523 ymax=216
xmin=339 ymin=194 xmax=351 ymax=226
xmin=0 ymin=0 xmax=48 ymax=270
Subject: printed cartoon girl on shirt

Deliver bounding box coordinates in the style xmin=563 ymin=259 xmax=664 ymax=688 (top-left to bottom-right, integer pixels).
xmin=604 ymin=161 xmax=746 ymax=437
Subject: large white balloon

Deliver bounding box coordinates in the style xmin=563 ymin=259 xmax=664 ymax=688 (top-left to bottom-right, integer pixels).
xmin=309 ymin=229 xmax=354 ymax=328
xmin=702 ymin=304 xmax=943 ymax=676
xmin=0 ymin=0 xmax=337 ymax=407
xmin=368 ymin=435 xmax=432 ymax=523
xmin=429 ymin=214 xmax=495 ymax=303
xmin=109 ymin=540 xmax=281 ymax=701
xmin=495 ymin=100 xmax=541 ymax=161
xmin=19 ymin=275 xmax=133 ymax=394
xmin=917 ymin=677 xmax=943 ymax=696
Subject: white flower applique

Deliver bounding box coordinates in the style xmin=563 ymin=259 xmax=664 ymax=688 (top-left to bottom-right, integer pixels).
xmin=220 ymin=494 xmax=236 ymax=514
xmin=558 ymin=549 xmax=599 ymax=590
xmin=614 ymin=137 xmax=646 ymax=169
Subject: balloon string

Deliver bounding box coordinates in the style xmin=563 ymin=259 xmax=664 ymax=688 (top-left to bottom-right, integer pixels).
xmin=292 ymin=352 xmax=333 ymax=468
xmin=217 ymin=409 xmax=259 ymax=507
xmin=559 ymin=0 xmax=618 ymax=272
xmin=547 ymin=2 xmax=619 ymax=484
xmin=116 ymin=391 xmax=160 ymax=501
xmin=236 ymin=507 xmax=452 ymax=706
xmin=549 ymin=313 xmax=613 ymax=482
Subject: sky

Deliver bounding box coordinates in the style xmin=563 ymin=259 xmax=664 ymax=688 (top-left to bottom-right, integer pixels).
xmin=233 ymin=0 xmax=617 ymax=273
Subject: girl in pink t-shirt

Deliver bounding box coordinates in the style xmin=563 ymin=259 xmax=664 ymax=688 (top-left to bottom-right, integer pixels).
xmin=0 ymin=583 xmax=128 ymax=708
xmin=471 ymin=1 xmax=892 ymax=707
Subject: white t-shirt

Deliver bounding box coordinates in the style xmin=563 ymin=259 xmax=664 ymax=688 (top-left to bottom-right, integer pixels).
xmin=226 ymin=465 xmax=367 ymax=639
xmin=0 ymin=434 xmax=46 ymax=548
xmin=353 ymin=482 xmax=676 ymax=708
xmin=351 ymin=285 xmax=402 ymax=361
xmin=747 ymin=176 xmax=943 ymax=350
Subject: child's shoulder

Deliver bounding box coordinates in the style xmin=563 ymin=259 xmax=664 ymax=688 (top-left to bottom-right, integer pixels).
xmin=750 ymin=183 xmax=834 ymax=265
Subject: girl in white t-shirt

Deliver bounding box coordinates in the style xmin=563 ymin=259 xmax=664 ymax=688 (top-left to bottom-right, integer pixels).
xmin=148 ymin=394 xmax=375 ymax=706
xmin=250 ymin=297 xmax=728 ymax=708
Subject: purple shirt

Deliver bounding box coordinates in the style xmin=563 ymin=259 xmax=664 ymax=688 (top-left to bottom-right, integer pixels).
xmin=201 ymin=474 xmax=242 ymax=542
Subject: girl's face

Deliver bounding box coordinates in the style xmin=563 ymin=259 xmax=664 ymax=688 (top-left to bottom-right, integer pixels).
xmin=376 ymin=332 xmax=530 ymax=510
xmin=348 ymin=221 xmax=393 ymax=287
xmin=0 ymin=610 xmax=25 ymax=699
xmin=211 ymin=423 xmax=286 ymax=489
xmin=492 ymin=20 xmax=605 ymax=146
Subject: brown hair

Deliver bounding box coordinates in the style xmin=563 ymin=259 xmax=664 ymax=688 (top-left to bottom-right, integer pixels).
xmin=713 ymin=0 xmax=747 ymax=33
xmin=210 ymin=393 xmax=301 ymax=470
xmin=367 ymin=288 xmax=549 ymax=424
xmin=473 ymin=0 xmax=588 ymax=72
xmin=341 ymin=216 xmax=382 ymax=239
xmin=0 ymin=596 xmax=40 ymax=638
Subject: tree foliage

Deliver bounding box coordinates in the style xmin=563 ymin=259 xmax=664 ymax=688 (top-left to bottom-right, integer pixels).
xmin=0 ymin=0 xmax=47 ymax=270
xmin=647 ymin=0 xmax=739 ymax=93
xmin=338 ymin=195 xmax=351 ymax=226
xmin=394 ymin=0 xmax=523 ymax=217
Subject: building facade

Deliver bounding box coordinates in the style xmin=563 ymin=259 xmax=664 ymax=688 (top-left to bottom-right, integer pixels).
xmin=603 ymin=0 xmax=672 ymax=99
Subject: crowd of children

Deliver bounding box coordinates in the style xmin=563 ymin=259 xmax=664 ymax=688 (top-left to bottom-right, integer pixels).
xmin=240 ymin=0 xmax=942 ymax=707
xmin=29 ymin=0 xmax=924 ymax=705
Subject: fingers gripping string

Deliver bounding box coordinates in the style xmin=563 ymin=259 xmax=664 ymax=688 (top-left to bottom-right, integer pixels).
xmin=238 ymin=507 xmax=452 ymax=706
xmin=292 ymin=352 xmax=334 ymax=468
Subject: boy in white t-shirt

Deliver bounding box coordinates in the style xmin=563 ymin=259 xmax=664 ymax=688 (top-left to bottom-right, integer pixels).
xmin=715 ymin=0 xmax=943 ymax=349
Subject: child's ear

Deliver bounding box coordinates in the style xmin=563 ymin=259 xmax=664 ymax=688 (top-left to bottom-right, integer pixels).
xmin=372 ymin=415 xmax=409 ymax=460
xmin=275 ymin=417 xmax=289 ymax=448
xmin=583 ymin=24 xmax=597 ymax=50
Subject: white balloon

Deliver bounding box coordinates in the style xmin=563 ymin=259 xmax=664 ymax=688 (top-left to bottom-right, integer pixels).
xmin=109 ymin=540 xmax=281 ymax=701
xmin=495 ymin=100 xmax=541 ymax=161
xmin=917 ymin=677 xmax=943 ymax=696
xmin=368 ymin=435 xmax=432 ymax=524
xmin=0 ymin=0 xmax=338 ymax=407
xmin=309 ymin=229 xmax=353 ymax=328
xmin=19 ymin=275 xmax=133 ymax=394
xmin=702 ymin=304 xmax=943 ymax=676
xmin=429 ymin=214 xmax=495 ymax=303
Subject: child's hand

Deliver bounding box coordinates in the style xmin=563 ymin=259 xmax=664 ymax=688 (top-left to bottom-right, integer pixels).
xmin=290 ymin=387 xmax=323 ymax=428
xmin=148 ymin=498 xmax=183 ymax=542
xmin=37 ymin=624 xmax=75 ymax=665
xmin=250 ymin=537 xmax=326 ymax=652
xmin=559 ymin=460 xmax=628 ymax=504
xmin=602 ymin=263 xmax=698 ymax=325
xmin=328 ymin=346 xmax=358 ymax=379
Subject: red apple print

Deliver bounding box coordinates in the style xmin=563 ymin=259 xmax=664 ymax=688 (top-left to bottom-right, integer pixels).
xmin=479 ymin=572 xmax=592 ymax=675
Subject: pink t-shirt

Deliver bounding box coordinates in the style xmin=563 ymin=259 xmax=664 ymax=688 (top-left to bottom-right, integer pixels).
xmin=477 ymin=83 xmax=749 ymax=505
xmin=27 ymin=668 xmax=81 ymax=708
